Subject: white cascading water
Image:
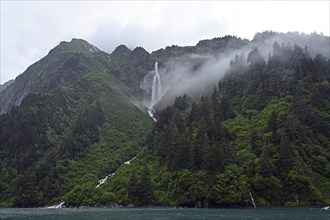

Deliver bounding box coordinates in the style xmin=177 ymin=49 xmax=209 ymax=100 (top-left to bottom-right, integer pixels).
xmin=248 ymin=189 xmax=256 ymax=208
xmin=46 ymin=201 xmax=65 ymax=209
xmin=148 ymin=62 xmax=162 ymax=121
xmin=321 ymin=206 xmax=329 ymax=210
xmin=96 ymin=156 xmax=137 ymax=188
xmin=151 ymin=62 xmax=161 ymax=106
xmin=96 ymin=173 xmax=115 ymax=188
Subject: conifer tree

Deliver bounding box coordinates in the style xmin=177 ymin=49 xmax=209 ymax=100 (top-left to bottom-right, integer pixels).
xmin=139 ymin=166 xmax=153 ymax=205
xmin=128 ymin=170 xmax=139 ymax=204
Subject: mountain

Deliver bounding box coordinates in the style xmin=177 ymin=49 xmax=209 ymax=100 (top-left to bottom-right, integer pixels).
xmin=0 ymin=31 xmax=329 ymax=208
xmin=109 ymin=35 xmax=330 ymax=207
xmin=0 ymin=39 xmax=152 ymax=207
xmin=0 ymin=39 xmax=113 ymax=115
xmin=101 ymin=35 xmax=250 ymax=109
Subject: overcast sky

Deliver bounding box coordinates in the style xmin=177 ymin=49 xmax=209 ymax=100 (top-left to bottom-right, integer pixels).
xmin=1 ymin=1 xmax=329 ymax=84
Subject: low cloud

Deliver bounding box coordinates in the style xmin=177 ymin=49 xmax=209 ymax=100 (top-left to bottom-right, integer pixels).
xmin=1 ymin=1 xmax=329 ymax=84
xmin=144 ymin=32 xmax=329 ymax=109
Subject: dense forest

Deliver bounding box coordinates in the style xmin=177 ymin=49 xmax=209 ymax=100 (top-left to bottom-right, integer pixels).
xmin=0 ymin=39 xmax=153 ymax=207
xmin=109 ymin=41 xmax=330 ymax=207
xmin=0 ymin=32 xmax=329 ymax=207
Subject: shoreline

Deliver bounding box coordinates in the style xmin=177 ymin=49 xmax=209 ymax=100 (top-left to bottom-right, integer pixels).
xmin=1 ymin=205 xmax=328 ymax=210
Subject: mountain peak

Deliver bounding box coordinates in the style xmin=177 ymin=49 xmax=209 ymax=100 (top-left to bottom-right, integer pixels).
xmin=196 ymin=35 xmax=248 ymax=52
xmin=132 ymin=46 xmax=149 ymax=55
xmin=50 ymin=38 xmax=101 ymax=56
xmin=112 ymin=44 xmax=131 ymax=54
xmin=0 ymin=38 xmax=108 ymax=115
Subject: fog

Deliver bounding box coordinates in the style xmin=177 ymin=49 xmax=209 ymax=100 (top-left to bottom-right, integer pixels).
xmin=2 ymin=1 xmax=329 ymax=84
xmin=141 ymin=32 xmax=330 ymax=110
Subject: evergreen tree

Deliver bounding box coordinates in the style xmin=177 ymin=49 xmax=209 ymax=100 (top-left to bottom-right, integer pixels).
xmin=250 ymin=130 xmax=261 ymax=156
xmin=172 ymin=109 xmax=185 ymax=133
xmin=247 ymin=47 xmax=266 ymax=69
xmin=266 ymin=111 xmax=279 ymax=144
xmin=200 ymin=96 xmax=210 ymax=122
xmin=187 ymin=101 xmax=199 ymax=125
xmin=174 ymin=95 xmax=190 ymax=111
xmin=278 ymin=134 xmax=293 ymax=178
xmin=218 ymin=142 xmax=235 ymax=172
xmin=138 ymin=166 xmax=153 ymax=205
xmin=173 ymin=129 xmax=191 ymax=169
xmin=219 ymin=96 xmax=235 ymax=121
xmin=164 ymin=120 xmax=180 ymax=169
xmin=128 ymin=170 xmax=139 ymax=204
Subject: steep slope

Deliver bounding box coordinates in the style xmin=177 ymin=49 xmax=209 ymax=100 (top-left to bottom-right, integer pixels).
xmin=0 ymin=39 xmax=111 ymax=114
xmin=109 ymin=32 xmax=329 ymax=112
xmin=0 ymin=80 xmax=14 ymax=93
xmin=108 ymin=45 xmax=154 ymax=99
xmin=0 ymin=39 xmax=152 ymax=207
xmin=93 ymin=32 xmax=329 ymax=113
xmin=108 ymin=38 xmax=330 ymax=207
xmin=104 ymin=35 xmax=250 ymax=107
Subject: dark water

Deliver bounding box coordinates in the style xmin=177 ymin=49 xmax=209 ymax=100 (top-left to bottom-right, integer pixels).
xmin=0 ymin=208 xmax=329 ymax=220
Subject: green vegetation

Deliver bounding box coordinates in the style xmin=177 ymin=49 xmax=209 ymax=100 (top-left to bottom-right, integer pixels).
xmin=0 ymin=33 xmax=329 ymax=208
xmin=0 ymin=39 xmax=152 ymax=207
xmin=110 ymin=42 xmax=330 ymax=207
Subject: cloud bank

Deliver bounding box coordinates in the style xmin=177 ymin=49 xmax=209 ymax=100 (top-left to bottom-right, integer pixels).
xmin=1 ymin=1 xmax=329 ymax=84
xmin=142 ymin=32 xmax=329 ymax=109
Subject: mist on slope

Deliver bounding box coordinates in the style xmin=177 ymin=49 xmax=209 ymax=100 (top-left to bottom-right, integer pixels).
xmin=140 ymin=31 xmax=330 ymax=110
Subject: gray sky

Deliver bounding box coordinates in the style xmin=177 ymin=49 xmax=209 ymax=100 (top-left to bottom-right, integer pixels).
xmin=1 ymin=1 xmax=329 ymax=84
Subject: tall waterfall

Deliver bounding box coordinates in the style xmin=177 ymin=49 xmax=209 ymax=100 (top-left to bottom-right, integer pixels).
xmin=150 ymin=61 xmax=161 ymax=107
xmin=148 ymin=62 xmax=162 ymax=121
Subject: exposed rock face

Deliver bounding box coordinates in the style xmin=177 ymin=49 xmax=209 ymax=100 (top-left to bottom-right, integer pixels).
xmin=0 ymin=80 xmax=14 ymax=93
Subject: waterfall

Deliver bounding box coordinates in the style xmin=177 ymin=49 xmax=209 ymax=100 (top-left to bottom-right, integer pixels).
xmin=150 ymin=62 xmax=161 ymax=108
xmin=96 ymin=173 xmax=115 ymax=188
xmin=321 ymin=206 xmax=329 ymax=210
xmin=46 ymin=201 xmax=65 ymax=209
xmin=156 ymin=62 xmax=161 ymax=103
xmin=124 ymin=155 xmax=137 ymax=165
xmin=96 ymin=156 xmax=137 ymax=188
xmin=148 ymin=62 xmax=161 ymax=121
xmin=248 ymin=189 xmax=256 ymax=208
